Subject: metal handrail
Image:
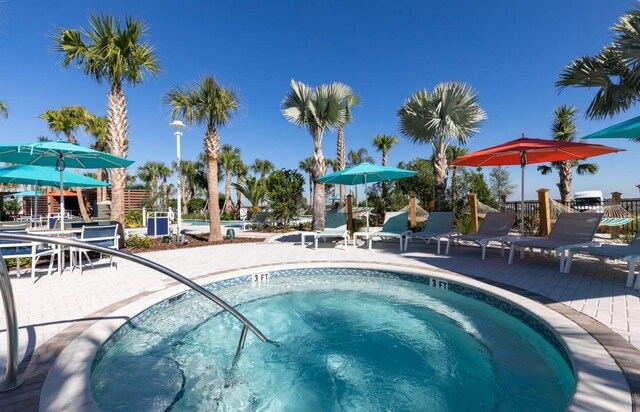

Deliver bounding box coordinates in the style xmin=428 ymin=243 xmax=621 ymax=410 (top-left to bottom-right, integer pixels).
xmin=0 ymin=232 xmax=272 ymax=392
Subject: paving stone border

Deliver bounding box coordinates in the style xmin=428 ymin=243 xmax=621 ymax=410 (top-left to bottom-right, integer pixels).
xmin=0 ymin=259 xmax=638 ymax=411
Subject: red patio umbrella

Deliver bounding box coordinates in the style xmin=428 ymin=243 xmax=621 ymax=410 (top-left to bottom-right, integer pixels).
xmin=451 ymin=136 xmax=624 ymax=235
xmin=44 ymin=190 xmax=77 ymax=197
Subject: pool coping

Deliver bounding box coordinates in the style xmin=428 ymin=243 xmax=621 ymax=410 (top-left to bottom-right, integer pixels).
xmin=25 ymin=261 xmax=640 ymax=411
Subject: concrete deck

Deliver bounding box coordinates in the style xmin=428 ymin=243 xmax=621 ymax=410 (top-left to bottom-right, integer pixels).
xmin=1 ymin=231 xmax=639 ymax=410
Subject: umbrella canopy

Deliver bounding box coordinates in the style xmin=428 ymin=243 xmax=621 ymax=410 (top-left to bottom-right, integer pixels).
xmin=2 ymin=191 xmax=44 ymax=197
xmin=452 ymin=136 xmax=623 ymax=235
xmin=0 ymin=140 xmax=134 ymax=169
xmin=317 ymin=163 xmax=417 ymax=185
xmin=0 ymin=140 xmax=131 ymax=228
xmin=582 ymin=115 xmax=640 ymax=140
xmin=0 ymin=165 xmax=109 ymax=188
xmin=317 ymin=163 xmax=417 ymax=229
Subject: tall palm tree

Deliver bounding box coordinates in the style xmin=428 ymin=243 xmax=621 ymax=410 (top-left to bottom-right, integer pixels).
xmin=53 ymin=14 xmax=160 ymax=239
xmin=251 ymin=159 xmax=274 ymax=178
xmin=282 ymin=80 xmax=352 ymax=230
xmin=346 ymin=148 xmax=375 ymax=167
xmin=39 ymin=105 xmax=93 ymax=220
xmin=298 ymin=156 xmax=314 ymax=209
xmin=398 ymin=82 xmax=487 ymax=211
xmin=137 ymin=161 xmax=166 ymax=206
xmin=165 ymin=77 xmax=239 ymax=241
xmin=0 ymin=100 xmax=8 ymax=118
xmin=557 ymin=6 xmax=640 ymax=124
xmin=537 ymin=105 xmax=598 ymax=203
xmin=373 ymin=134 xmax=399 ymax=207
xmin=372 ymin=134 xmax=398 ymax=166
xmin=219 ymin=144 xmax=242 ymax=214
xmin=336 ymin=92 xmax=361 ymax=206
xmin=84 ymin=115 xmax=110 ymax=202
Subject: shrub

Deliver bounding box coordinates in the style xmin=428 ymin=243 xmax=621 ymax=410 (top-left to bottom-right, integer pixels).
xmin=455 ymin=214 xmax=472 ymax=235
xmin=125 ymin=233 xmax=153 ymax=250
xmin=124 ymin=210 xmax=143 ymax=228
xmin=265 ymin=169 xmax=305 ymax=225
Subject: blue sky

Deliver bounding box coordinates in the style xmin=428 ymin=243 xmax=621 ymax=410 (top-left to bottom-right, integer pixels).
xmin=0 ymin=0 xmax=638 ymax=201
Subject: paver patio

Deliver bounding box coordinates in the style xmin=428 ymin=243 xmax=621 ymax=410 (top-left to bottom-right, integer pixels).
xmin=1 ymin=230 xmax=639 ymax=410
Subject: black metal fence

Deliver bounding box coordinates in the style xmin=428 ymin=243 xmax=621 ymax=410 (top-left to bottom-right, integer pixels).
xmin=502 ymin=198 xmax=640 ymax=234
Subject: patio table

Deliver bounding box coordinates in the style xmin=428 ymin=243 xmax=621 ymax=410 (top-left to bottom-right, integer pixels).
xmin=26 ymin=228 xmax=83 ymax=274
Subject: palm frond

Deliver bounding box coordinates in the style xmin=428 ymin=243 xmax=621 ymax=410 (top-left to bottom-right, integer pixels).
xmin=537 ymin=165 xmax=553 ymax=175
xmin=0 ymin=100 xmax=8 ymax=119
xmin=576 ymin=163 xmax=598 ymax=175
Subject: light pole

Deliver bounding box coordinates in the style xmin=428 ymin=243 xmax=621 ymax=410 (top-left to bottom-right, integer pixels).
xmin=169 ymin=120 xmax=187 ymax=237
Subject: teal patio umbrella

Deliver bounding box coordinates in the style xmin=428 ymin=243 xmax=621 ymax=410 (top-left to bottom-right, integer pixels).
xmin=0 ymin=141 xmax=132 ymax=228
xmin=0 ymin=165 xmax=109 ymax=225
xmin=317 ymin=163 xmax=417 ymax=230
xmin=583 ymin=115 xmax=640 ymax=140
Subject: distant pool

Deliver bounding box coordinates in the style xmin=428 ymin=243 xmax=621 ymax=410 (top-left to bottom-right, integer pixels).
xmin=184 ymin=219 xmax=245 ymax=227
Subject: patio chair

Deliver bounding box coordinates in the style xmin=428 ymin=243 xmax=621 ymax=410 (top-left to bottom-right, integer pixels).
xmin=314 ymin=212 xmax=348 ymax=250
xmin=446 ymin=212 xmax=517 ymax=259
xmin=0 ymin=230 xmax=57 ymax=281
xmin=508 ymin=212 xmax=603 ymax=271
xmin=563 ymin=231 xmax=640 ymax=289
xmin=0 ymin=222 xmax=30 ymax=231
xmin=403 ymin=211 xmax=456 ymax=254
xmin=368 ymin=211 xmax=410 ymax=251
xmin=71 ymin=224 xmax=120 ymax=274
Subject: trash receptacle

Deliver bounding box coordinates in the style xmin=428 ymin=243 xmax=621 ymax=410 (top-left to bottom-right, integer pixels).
xmin=226 ymin=228 xmax=236 ymax=240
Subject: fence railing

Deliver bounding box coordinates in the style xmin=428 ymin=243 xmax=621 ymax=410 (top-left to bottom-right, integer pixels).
xmin=502 ymin=198 xmax=640 ymax=234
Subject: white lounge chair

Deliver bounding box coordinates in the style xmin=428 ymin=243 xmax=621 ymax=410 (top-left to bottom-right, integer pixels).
xmin=508 ymin=213 xmax=603 ymax=271
xmin=564 ymin=231 xmax=640 ymax=289
xmin=367 ymin=211 xmax=410 ymax=251
xmin=446 ymin=212 xmax=517 ymax=259
xmin=314 ymin=212 xmax=348 ymax=250
xmin=403 ymin=211 xmax=456 ymax=254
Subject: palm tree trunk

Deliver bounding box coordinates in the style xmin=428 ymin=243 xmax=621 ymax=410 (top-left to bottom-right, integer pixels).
xmin=107 ymin=82 xmax=129 ymax=247
xmin=236 ymin=176 xmax=243 ymax=216
xmin=312 ymin=130 xmax=327 ymax=231
xmin=337 ymin=126 xmax=346 ymax=206
xmin=433 ymin=151 xmax=449 ymax=211
xmin=559 ymin=161 xmax=572 ymax=203
xmin=205 ymin=126 xmax=223 ymax=241
xmin=381 ymin=150 xmax=389 ymax=207
xmin=224 ymin=173 xmax=233 ymax=214
xmin=181 ymin=175 xmax=189 ymax=216
xmin=451 ymin=167 xmax=459 ymax=213
xmin=66 ymin=130 xmax=90 ymax=221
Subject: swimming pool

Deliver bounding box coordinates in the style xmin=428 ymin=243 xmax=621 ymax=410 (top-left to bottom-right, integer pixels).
xmin=91 ymin=268 xmax=575 ymax=411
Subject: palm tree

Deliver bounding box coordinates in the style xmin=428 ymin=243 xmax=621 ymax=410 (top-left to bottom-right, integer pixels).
xmin=346 ymin=148 xmax=375 ymax=167
xmin=165 ymin=77 xmax=239 ymax=241
xmin=39 ymin=105 xmax=93 ymax=220
xmin=251 ymin=159 xmax=274 ymax=178
xmin=282 ymin=80 xmax=352 ymax=230
xmin=157 ymin=163 xmax=172 ymax=208
xmin=372 ymin=134 xmax=398 ymax=166
xmin=53 ymin=14 xmax=160 ymax=240
xmin=298 ymin=156 xmax=314 ymax=210
xmin=137 ymin=161 xmax=166 ymax=206
xmin=557 ymin=6 xmax=640 ymax=123
xmin=219 ymin=144 xmax=242 ymax=214
xmin=233 ymin=161 xmax=248 ymax=217
xmin=233 ymin=175 xmax=267 ymax=215
xmin=446 ymin=145 xmax=469 ymax=212
xmin=336 ymin=92 xmax=361 ymax=206
xmin=537 ymin=105 xmax=598 ymax=203
xmin=0 ymin=100 xmax=8 ymax=118
xmin=173 ymin=160 xmax=199 ymax=215
xmin=373 ymin=134 xmax=399 ymax=207
xmin=398 ymin=82 xmax=487 ymax=211
xmin=84 ymin=115 xmax=110 ymax=202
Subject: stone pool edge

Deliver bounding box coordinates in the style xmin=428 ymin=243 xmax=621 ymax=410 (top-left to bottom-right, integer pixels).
xmin=39 ymin=261 xmax=636 ymax=411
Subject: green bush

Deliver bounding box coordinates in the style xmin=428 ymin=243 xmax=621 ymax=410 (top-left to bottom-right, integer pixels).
xmin=188 ymin=198 xmax=205 ymax=213
xmin=125 ymin=233 xmax=153 ymax=250
xmin=455 ymin=214 xmax=472 ymax=235
xmin=265 ymin=169 xmax=305 ymax=225
xmin=183 ymin=212 xmax=209 ymax=220
xmin=124 ymin=210 xmax=143 ymax=228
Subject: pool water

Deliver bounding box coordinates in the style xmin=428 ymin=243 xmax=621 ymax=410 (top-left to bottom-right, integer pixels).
xmin=91 ymin=271 xmax=575 ymax=411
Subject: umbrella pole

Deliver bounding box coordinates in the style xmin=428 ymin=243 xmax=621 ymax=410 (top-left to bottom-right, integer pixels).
xmin=59 ymin=169 xmax=65 ymax=230
xmin=34 ymin=185 xmax=38 ymax=228
xmin=365 ymin=174 xmax=369 ymax=231
xmin=520 ymin=165 xmax=525 ymax=237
